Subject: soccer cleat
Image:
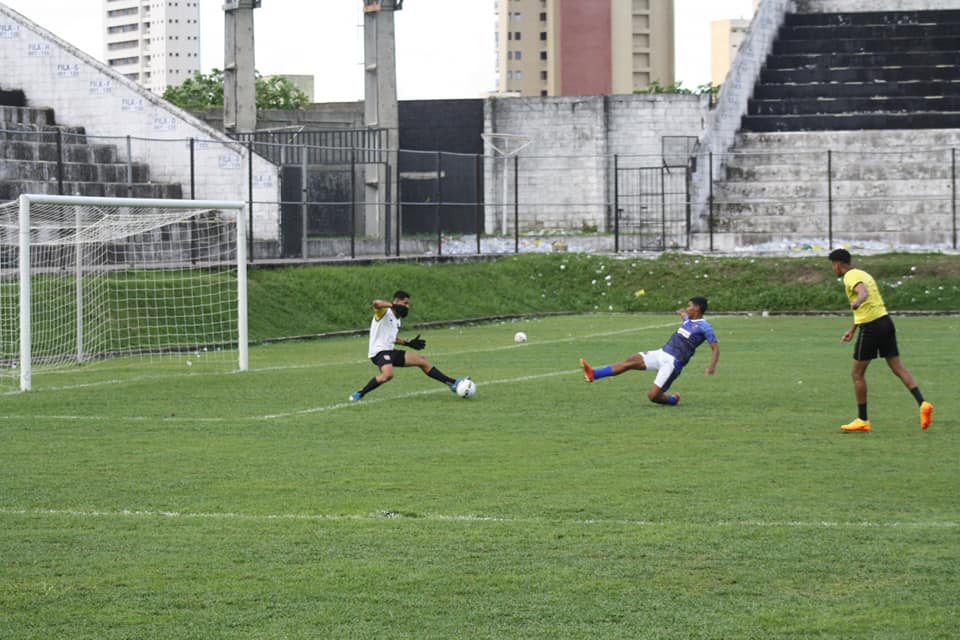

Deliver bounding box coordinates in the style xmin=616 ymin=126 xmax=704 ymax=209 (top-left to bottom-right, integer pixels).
xmin=920 ymin=401 xmax=934 ymax=430
xmin=349 ymin=392 xmax=362 ymax=402
xmin=451 ymin=377 xmax=466 ymax=393
xmin=580 ymin=358 xmax=595 ymax=382
xmin=840 ymin=418 xmax=871 ymax=432
xmin=671 ymin=393 xmax=680 ymax=406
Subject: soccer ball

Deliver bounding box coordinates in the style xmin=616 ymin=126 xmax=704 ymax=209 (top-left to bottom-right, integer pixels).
xmin=455 ymin=378 xmax=477 ymax=399
xmin=514 ymin=331 xmax=527 ymax=343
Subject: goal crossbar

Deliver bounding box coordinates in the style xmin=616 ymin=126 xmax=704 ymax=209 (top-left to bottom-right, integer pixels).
xmin=9 ymin=194 xmax=248 ymax=391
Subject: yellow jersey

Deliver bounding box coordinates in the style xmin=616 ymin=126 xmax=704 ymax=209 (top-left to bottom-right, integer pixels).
xmin=842 ymin=268 xmax=887 ymax=325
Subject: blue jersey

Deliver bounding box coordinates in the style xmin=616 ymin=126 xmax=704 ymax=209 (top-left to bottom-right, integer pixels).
xmin=661 ymin=317 xmax=717 ymax=366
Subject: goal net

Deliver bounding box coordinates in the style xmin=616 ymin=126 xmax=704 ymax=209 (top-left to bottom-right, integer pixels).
xmin=0 ymin=194 xmax=248 ymax=392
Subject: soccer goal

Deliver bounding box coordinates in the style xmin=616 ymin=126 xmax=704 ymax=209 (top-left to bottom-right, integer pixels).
xmin=0 ymin=194 xmax=248 ymax=392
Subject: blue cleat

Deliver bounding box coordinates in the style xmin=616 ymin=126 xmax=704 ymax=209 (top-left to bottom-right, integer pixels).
xmin=349 ymin=392 xmax=362 ymax=402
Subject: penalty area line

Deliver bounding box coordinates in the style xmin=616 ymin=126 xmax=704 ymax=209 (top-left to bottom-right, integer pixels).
xmin=0 ymin=507 xmax=956 ymax=530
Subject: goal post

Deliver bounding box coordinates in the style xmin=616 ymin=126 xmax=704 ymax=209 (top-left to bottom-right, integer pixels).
xmin=3 ymin=194 xmax=248 ymax=392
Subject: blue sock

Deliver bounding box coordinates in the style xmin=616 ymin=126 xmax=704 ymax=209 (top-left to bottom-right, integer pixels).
xmin=595 ymin=365 xmax=614 ymax=379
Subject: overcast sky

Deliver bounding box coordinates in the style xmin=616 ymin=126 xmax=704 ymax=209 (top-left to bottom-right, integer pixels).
xmin=1 ymin=0 xmax=755 ymax=101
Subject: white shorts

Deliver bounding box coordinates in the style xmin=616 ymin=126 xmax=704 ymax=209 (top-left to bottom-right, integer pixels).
xmin=639 ymin=349 xmax=681 ymax=391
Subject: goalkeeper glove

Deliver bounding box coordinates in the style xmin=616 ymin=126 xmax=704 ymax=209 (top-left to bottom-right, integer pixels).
xmin=406 ymin=334 xmax=426 ymax=350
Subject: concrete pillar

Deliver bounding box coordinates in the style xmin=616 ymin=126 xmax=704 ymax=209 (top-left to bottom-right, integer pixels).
xmin=224 ymin=0 xmax=260 ymax=133
xmin=362 ymin=0 xmax=402 ymax=252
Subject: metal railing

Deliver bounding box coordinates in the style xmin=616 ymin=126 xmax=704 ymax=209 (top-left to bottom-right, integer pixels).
xmin=0 ymin=124 xmax=957 ymax=259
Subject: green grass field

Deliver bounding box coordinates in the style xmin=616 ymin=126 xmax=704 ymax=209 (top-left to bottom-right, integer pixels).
xmin=2 ymin=313 xmax=957 ymax=638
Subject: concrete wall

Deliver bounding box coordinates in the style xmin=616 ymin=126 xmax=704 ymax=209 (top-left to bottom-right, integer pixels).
xmin=484 ymin=93 xmax=709 ymax=233
xmin=0 ymin=3 xmax=281 ymax=240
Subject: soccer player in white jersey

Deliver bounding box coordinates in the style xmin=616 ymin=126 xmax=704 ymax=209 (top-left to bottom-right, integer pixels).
xmin=579 ymin=297 xmax=719 ymax=406
xmin=828 ymin=249 xmax=933 ymax=432
xmin=349 ymin=290 xmax=466 ymax=401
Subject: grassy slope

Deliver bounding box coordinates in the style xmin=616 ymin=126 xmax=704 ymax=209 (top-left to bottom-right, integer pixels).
xmin=247 ymin=253 xmax=960 ymax=341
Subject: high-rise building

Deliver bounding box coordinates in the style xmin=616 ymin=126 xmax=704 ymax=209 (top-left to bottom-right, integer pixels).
xmin=103 ymin=0 xmax=201 ymax=94
xmin=710 ymin=1 xmax=759 ymax=87
xmin=496 ymin=0 xmax=675 ymax=97
xmin=710 ymin=19 xmax=750 ymax=87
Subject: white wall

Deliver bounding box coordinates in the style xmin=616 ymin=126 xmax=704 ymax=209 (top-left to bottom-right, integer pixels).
xmin=0 ymin=3 xmax=280 ymax=240
xmin=484 ymin=93 xmax=709 ymax=233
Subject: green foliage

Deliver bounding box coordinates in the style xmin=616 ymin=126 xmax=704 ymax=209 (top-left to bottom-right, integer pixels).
xmin=162 ymin=69 xmax=309 ymax=110
xmin=1 ymin=315 xmax=957 ymax=637
xmin=639 ymin=80 xmax=719 ymax=95
xmin=246 ymin=253 xmax=960 ymax=341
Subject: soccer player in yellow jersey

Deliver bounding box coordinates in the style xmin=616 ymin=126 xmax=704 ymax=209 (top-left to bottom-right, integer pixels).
xmin=828 ymin=249 xmax=933 ymax=432
xmin=349 ymin=290 xmax=467 ymax=402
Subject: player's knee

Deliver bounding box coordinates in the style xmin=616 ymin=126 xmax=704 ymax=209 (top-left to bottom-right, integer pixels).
xmin=378 ymin=371 xmax=394 ymax=383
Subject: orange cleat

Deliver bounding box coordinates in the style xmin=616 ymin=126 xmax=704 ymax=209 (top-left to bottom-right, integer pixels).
xmin=920 ymin=401 xmax=934 ymax=430
xmin=579 ymin=358 xmax=594 ymax=382
xmin=840 ymin=418 xmax=871 ymax=433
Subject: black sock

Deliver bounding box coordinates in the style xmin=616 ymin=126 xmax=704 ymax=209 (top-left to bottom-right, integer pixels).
xmin=910 ymin=387 xmax=924 ymax=406
xmin=427 ymin=366 xmax=455 ymax=385
xmin=359 ymin=377 xmax=381 ymax=396
xmin=858 ymin=403 xmax=868 ymax=421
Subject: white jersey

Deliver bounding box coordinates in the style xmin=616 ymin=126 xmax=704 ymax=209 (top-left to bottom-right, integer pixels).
xmin=367 ymin=306 xmax=400 ymax=357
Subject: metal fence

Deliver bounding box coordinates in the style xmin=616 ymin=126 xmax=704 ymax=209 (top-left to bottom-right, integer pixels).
xmin=1 ymin=124 xmax=957 ymax=260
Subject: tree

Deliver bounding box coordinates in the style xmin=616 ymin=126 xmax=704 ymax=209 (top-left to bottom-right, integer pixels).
xmin=163 ymin=69 xmax=310 ymax=110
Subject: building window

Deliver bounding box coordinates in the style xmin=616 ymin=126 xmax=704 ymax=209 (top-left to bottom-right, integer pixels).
xmin=539 ymin=51 xmax=547 ymax=61
xmin=539 ymin=31 xmax=547 ymax=41
xmin=514 ymin=31 xmax=521 ymax=40
xmin=539 ymin=12 xmax=546 ymax=22
xmin=514 ymin=50 xmax=522 ymax=61
xmin=540 ymin=71 xmax=547 ymax=81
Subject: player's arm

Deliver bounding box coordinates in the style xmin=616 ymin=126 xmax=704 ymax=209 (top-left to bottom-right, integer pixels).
xmin=372 ymin=299 xmax=392 ymax=320
xmin=850 ymin=282 xmax=868 ymax=310
xmin=841 ymin=323 xmax=857 ymax=342
xmin=705 ymin=340 xmax=719 ymax=375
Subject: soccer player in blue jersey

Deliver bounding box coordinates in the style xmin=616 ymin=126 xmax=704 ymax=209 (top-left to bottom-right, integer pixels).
xmin=828 ymin=249 xmax=933 ymax=432
xmin=349 ymin=290 xmax=466 ymax=402
xmin=579 ymin=297 xmax=719 ymax=405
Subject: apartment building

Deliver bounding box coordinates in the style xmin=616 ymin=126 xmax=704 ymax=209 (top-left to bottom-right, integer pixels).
xmin=711 ymin=1 xmax=759 ymax=86
xmin=103 ymin=0 xmax=201 ymax=94
xmin=496 ymin=0 xmax=675 ymax=96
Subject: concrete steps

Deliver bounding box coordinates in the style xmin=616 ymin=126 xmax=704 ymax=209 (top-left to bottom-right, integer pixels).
xmin=743 ymin=10 xmax=960 ymax=132
xmin=708 ymin=127 xmax=960 ymax=249
xmin=0 ymin=103 xmax=182 ymax=201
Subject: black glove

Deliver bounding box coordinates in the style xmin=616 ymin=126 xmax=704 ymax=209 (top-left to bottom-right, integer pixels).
xmin=406 ymin=334 xmax=426 ymax=350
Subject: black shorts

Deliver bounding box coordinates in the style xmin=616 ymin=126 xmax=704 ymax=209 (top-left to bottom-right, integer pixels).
xmin=853 ymin=315 xmax=899 ymax=361
xmin=371 ymin=349 xmax=407 ymax=368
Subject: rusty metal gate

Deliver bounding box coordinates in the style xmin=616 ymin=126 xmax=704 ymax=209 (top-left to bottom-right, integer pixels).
xmin=614 ymin=160 xmax=690 ymax=252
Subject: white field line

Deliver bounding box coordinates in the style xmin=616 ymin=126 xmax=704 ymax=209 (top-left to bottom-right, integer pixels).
xmin=0 ymin=506 xmax=956 ymax=530
xmin=0 ymin=320 xmax=675 ymax=421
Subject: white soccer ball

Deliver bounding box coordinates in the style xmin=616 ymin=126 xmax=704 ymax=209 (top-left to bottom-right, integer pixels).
xmin=455 ymin=378 xmax=477 ymax=399
xmin=514 ymin=331 xmax=527 ymax=343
